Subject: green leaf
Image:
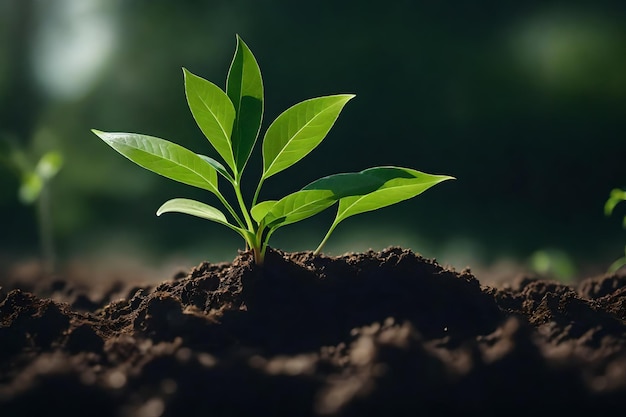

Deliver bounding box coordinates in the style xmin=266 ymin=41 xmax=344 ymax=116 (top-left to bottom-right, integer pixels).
xmin=92 ymin=130 xmax=219 ymax=194
xmin=251 ymin=200 xmax=277 ymax=224
xmin=18 ymin=172 xmax=43 ymax=204
xmin=19 ymin=151 xmax=64 ymax=204
xmin=258 ymin=171 xmax=388 ymax=228
xmin=303 ymin=171 xmax=386 ymax=197
xmin=332 ymin=167 xmax=454 ymax=227
xmin=197 ymin=154 xmax=234 ymax=183
xmin=313 ymin=167 xmax=454 ymax=253
xmin=605 ymin=188 xmax=626 ymax=217
xmin=184 ymin=68 xmax=237 ymax=172
xmin=226 ymin=35 xmax=263 ymax=175
xmin=264 ymin=189 xmax=337 ymax=228
xmin=262 ymin=94 xmax=354 ymax=179
xmin=35 ymin=151 xmax=63 ymax=181
xmin=157 ymin=198 xmax=247 ymax=237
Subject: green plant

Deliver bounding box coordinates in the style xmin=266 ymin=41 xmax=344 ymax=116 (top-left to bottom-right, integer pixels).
xmin=605 ymin=187 xmax=626 ymax=273
xmin=1 ymin=137 xmax=63 ymax=273
xmin=92 ymin=36 xmax=454 ymax=265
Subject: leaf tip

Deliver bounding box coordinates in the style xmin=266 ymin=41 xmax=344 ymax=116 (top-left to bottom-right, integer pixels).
xmin=337 ymin=94 xmax=356 ymax=103
xmin=156 ymin=205 xmax=167 ymax=217
xmin=91 ymin=129 xmax=110 ymax=141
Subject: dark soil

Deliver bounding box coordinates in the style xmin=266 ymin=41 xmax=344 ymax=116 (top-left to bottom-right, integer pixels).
xmin=1 ymin=247 xmax=625 ymax=416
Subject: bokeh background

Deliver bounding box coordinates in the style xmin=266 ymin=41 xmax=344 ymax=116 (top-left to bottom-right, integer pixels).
xmin=1 ymin=0 xmax=625 ymax=280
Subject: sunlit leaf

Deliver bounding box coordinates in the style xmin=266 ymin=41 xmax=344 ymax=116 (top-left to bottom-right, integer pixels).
xmin=251 ymin=200 xmax=277 ymax=224
xmin=226 ymin=35 xmax=263 ymax=174
xmin=260 ymin=170 xmax=390 ymax=228
xmin=157 ymin=198 xmax=227 ymax=222
xmin=303 ymin=171 xmax=385 ymax=197
xmin=264 ymin=189 xmax=336 ymax=228
xmin=313 ymin=167 xmax=454 ymax=253
xmin=92 ymin=130 xmax=219 ymax=195
xmin=184 ymin=68 xmax=236 ymax=172
xmin=333 ymin=167 xmax=454 ymax=227
xmin=262 ymin=94 xmax=354 ymax=179
xmin=157 ymin=198 xmax=246 ymax=237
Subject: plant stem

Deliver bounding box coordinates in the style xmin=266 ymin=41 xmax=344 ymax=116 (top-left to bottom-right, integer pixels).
xmin=37 ymin=184 xmax=55 ymax=275
xmin=216 ymin=192 xmax=246 ymax=230
xmin=252 ymin=177 xmax=265 ymax=207
xmin=233 ymin=181 xmax=254 ymax=231
xmin=260 ymin=227 xmax=277 ymax=260
xmin=314 ymin=221 xmax=338 ymax=255
xmin=253 ymin=244 xmax=264 ymax=265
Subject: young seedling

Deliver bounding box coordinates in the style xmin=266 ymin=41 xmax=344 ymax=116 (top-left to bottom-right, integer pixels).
xmin=92 ymin=36 xmax=454 ymax=265
xmin=605 ymin=187 xmax=626 ymax=273
xmin=0 ymin=138 xmax=63 ymax=274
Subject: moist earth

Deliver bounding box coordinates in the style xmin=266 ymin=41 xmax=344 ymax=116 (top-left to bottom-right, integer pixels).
xmin=1 ymin=247 xmax=625 ymax=416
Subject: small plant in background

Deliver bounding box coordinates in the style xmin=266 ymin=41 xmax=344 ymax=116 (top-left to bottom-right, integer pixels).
xmin=93 ymin=35 xmax=454 ymax=265
xmin=605 ymin=187 xmax=626 ymax=273
xmin=0 ymin=137 xmax=63 ymax=274
xmin=529 ymin=248 xmax=576 ymax=282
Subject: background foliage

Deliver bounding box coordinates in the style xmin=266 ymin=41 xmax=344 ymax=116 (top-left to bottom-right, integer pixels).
xmin=1 ymin=0 xmax=625 ymax=275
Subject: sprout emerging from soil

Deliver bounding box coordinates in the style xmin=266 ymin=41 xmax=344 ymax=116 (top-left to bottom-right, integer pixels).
xmin=605 ymin=187 xmax=626 ymax=273
xmin=92 ymin=35 xmax=454 ymax=264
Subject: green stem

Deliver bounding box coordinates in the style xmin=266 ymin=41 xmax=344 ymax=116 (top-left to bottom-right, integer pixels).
xmin=216 ymin=192 xmax=246 ymax=230
xmin=253 ymin=244 xmax=264 ymax=265
xmin=252 ymin=177 xmax=265 ymax=207
xmin=234 ymin=181 xmax=255 ymax=231
xmin=37 ymin=184 xmax=55 ymax=275
xmin=259 ymin=227 xmax=277 ymax=263
xmin=314 ymin=221 xmax=339 ymax=255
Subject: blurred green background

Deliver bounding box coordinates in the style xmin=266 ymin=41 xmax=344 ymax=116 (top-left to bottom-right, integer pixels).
xmin=1 ymin=0 xmax=625 ymax=278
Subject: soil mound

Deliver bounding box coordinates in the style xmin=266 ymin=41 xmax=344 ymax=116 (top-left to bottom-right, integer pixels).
xmin=1 ymin=247 xmax=625 ymax=416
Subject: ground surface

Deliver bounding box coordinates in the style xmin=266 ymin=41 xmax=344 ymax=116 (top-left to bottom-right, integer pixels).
xmin=1 ymin=247 xmax=625 ymax=416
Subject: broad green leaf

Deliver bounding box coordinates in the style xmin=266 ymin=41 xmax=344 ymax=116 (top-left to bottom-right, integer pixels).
xmin=157 ymin=198 xmax=228 ymax=223
xmin=157 ymin=198 xmax=247 ymax=237
xmin=332 ymin=167 xmax=454 ymax=227
xmin=303 ymin=172 xmax=386 ymax=197
xmin=226 ymin=35 xmax=263 ymax=174
xmin=251 ymin=200 xmax=277 ymax=224
xmin=259 ymin=171 xmax=387 ymax=228
xmin=262 ymin=94 xmax=354 ymax=179
xmin=92 ymin=130 xmax=219 ymax=194
xmin=264 ymin=189 xmax=337 ymax=228
xmin=184 ymin=68 xmax=236 ymax=172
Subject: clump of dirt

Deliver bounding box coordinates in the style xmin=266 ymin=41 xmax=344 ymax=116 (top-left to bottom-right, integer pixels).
xmin=1 ymin=247 xmax=625 ymax=416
